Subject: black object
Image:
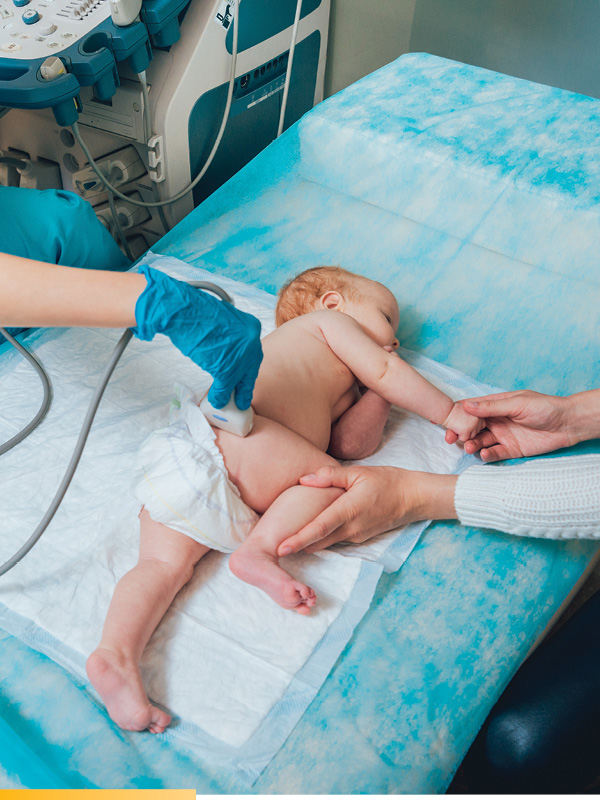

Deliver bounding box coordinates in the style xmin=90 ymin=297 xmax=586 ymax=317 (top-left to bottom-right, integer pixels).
xmin=450 ymin=588 xmax=600 ymax=794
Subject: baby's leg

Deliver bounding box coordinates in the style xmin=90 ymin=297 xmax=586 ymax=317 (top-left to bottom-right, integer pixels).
xmin=215 ymin=415 xmax=344 ymax=613
xmin=86 ymin=509 xmax=209 ymax=733
xmin=229 ymin=484 xmax=343 ymax=614
xmin=328 ymin=389 xmax=391 ymax=460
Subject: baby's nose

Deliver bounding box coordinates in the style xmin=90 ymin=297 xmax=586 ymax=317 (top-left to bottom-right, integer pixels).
xmin=392 ymin=337 xmax=399 ymax=350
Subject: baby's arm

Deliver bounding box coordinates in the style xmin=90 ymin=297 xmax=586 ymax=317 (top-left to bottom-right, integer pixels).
xmin=316 ymin=312 xmax=483 ymax=442
xmin=328 ymin=388 xmax=392 ymax=460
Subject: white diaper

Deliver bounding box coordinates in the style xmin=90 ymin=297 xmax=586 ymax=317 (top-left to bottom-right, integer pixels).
xmin=131 ymin=386 xmax=259 ymax=552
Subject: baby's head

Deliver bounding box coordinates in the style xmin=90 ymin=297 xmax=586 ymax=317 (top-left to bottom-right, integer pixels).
xmin=276 ymin=266 xmax=400 ymax=350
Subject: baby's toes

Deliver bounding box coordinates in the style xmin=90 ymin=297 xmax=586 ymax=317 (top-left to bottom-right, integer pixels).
xmin=282 ymin=581 xmax=315 ymax=610
xmin=294 ymin=603 xmax=313 ymax=616
xmin=297 ymin=582 xmax=316 ymax=603
xmin=303 ymin=587 xmax=316 ymax=606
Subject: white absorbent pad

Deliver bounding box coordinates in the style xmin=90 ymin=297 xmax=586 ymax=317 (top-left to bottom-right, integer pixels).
xmin=0 ymin=254 xmax=499 ymax=783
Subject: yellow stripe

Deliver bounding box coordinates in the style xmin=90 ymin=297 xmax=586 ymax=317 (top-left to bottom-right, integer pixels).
xmin=142 ymin=469 xmax=224 ymax=549
xmin=2 ymin=793 xmax=196 ymax=800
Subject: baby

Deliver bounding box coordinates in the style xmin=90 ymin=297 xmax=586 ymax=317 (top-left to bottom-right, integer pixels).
xmin=87 ymin=266 xmax=483 ymax=734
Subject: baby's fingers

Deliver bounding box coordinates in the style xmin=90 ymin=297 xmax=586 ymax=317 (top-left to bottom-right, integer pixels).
xmin=445 ymin=429 xmax=459 ymax=444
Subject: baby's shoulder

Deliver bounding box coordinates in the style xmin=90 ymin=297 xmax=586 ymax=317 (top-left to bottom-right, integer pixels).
xmin=298 ymin=309 xmax=357 ymax=331
xmin=276 ymin=310 xmax=329 ymax=335
xmin=274 ymin=311 xmax=360 ymax=347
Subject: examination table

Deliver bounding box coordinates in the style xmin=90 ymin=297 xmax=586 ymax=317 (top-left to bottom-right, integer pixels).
xmin=0 ymin=53 xmax=599 ymax=792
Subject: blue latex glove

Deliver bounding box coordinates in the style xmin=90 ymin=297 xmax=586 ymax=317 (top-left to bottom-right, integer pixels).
xmin=132 ymin=265 xmax=262 ymax=409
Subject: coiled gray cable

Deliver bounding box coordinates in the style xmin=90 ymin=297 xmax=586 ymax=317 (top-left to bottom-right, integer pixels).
xmin=0 ymin=280 xmax=232 ymax=577
xmin=0 ymin=327 xmax=52 ymax=455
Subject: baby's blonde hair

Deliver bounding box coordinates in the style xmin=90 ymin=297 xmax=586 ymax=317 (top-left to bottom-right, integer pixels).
xmin=275 ymin=266 xmax=369 ymax=326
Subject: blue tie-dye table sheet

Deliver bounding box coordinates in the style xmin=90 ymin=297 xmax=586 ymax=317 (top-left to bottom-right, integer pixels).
xmin=1 ymin=53 xmax=599 ymax=792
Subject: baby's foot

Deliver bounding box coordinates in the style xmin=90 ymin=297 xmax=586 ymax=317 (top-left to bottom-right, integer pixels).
xmin=86 ymin=647 xmax=171 ymax=733
xmin=229 ymin=546 xmax=317 ymax=614
xmin=280 ymin=579 xmax=317 ymax=615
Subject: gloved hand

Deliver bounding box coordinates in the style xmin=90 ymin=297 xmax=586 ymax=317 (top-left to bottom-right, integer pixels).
xmin=132 ymin=265 xmax=262 ymax=409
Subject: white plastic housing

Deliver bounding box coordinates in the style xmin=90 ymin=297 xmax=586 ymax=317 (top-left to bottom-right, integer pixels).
xmin=200 ymin=392 xmax=254 ymax=437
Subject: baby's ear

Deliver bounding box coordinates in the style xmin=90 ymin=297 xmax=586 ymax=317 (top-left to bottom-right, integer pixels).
xmin=318 ymin=291 xmax=344 ymax=311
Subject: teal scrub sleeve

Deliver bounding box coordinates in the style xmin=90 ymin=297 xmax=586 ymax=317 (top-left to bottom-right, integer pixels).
xmin=132 ymin=265 xmax=263 ymax=410
xmin=0 ymin=186 xmax=130 ymax=271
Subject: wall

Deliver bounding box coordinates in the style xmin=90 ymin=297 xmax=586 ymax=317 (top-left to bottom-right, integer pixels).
xmin=325 ymin=0 xmax=600 ymax=99
xmin=410 ymin=0 xmax=600 ymax=98
xmin=324 ymin=0 xmax=417 ymax=97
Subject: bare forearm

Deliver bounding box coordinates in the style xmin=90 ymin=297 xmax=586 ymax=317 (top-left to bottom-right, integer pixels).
xmin=328 ymin=389 xmax=391 ymax=460
xmin=412 ymin=471 xmax=459 ymax=521
xmin=0 ymin=252 xmax=145 ymax=328
xmin=568 ymin=389 xmax=600 ymax=444
xmin=378 ymin=356 xmax=453 ymax=424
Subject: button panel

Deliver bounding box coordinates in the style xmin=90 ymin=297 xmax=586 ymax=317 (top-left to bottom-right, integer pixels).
xmin=0 ymin=0 xmax=109 ymax=59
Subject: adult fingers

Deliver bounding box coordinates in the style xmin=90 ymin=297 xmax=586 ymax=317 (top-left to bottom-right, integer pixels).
xmin=233 ymin=382 xmax=252 ymax=411
xmin=207 ymin=378 xmax=231 ymax=409
xmin=465 ymin=390 xmax=521 ymax=403
xmin=277 ymin=490 xmax=357 ymax=555
xmin=480 ymin=443 xmax=511 ymax=462
xmin=302 ymin=530 xmax=351 ymax=553
xmin=234 ymin=367 xmax=260 ymax=410
xmin=464 ymin=429 xmax=497 ymax=453
xmin=463 ymin=394 xmax=524 ymax=419
xmin=298 ymin=465 xmax=355 ymax=490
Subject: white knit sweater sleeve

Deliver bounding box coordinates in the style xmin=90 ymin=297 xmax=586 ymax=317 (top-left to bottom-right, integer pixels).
xmin=454 ymin=454 xmax=600 ymax=539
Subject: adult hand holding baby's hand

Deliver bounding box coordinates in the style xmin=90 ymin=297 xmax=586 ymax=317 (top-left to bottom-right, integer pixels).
xmin=458 ymin=390 xmax=583 ymax=461
xmin=443 ymin=401 xmax=485 ymax=445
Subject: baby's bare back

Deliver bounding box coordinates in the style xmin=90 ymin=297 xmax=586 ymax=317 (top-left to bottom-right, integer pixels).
xmin=249 ymin=315 xmax=358 ymax=450
xmin=209 ymin=315 xmax=358 ymax=514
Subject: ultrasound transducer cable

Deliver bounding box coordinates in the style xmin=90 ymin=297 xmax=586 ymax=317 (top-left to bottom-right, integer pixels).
xmin=0 ymin=280 xmax=233 ymax=577
xmin=0 ymin=327 xmax=52 ymax=456
xmin=0 ymin=0 xmax=305 ymax=573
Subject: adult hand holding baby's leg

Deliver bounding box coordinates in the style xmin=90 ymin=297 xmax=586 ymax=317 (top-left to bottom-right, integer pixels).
xmin=278 ymin=466 xmax=458 ymax=555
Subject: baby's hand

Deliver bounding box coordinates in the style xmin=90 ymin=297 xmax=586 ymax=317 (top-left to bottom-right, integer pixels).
xmin=442 ymin=401 xmax=485 ymax=444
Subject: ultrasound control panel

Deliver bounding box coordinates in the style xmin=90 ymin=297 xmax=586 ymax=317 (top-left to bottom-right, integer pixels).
xmin=0 ymin=0 xmax=111 ymax=59
xmin=0 ymin=0 xmax=189 ymax=124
